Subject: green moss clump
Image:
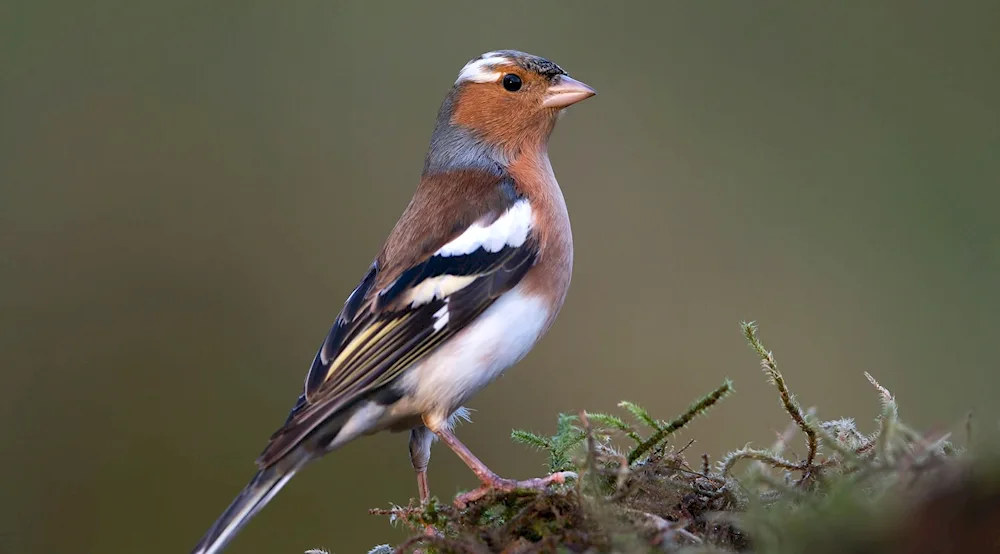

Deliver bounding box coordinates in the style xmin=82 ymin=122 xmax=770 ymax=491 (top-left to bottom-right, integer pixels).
xmin=361 ymin=322 xmax=993 ymax=554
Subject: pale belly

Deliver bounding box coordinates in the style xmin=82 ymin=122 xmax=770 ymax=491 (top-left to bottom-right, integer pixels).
xmin=390 ymin=285 xmax=551 ymax=429
xmin=320 ymin=284 xmax=556 ymax=452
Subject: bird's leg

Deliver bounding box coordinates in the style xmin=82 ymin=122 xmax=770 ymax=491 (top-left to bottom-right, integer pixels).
xmin=408 ymin=427 xmax=439 ymax=537
xmin=409 ymin=427 xmax=434 ymax=504
xmin=425 ymin=418 xmax=576 ymax=508
xmin=415 ymin=470 xmax=430 ymax=505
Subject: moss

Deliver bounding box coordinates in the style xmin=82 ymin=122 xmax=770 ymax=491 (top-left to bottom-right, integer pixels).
xmin=359 ymin=322 xmax=994 ymax=553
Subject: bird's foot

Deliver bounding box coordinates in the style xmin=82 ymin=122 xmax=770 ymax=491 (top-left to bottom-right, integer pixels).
xmin=454 ymin=471 xmax=577 ymax=508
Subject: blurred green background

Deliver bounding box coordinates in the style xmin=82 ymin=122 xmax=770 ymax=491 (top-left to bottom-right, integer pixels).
xmin=2 ymin=2 xmax=998 ymax=553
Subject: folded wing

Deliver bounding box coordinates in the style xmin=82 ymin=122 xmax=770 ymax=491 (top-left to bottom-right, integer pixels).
xmin=257 ymin=192 xmax=536 ymax=467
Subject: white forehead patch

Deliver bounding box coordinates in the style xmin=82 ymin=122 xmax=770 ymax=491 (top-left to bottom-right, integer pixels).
xmin=456 ymin=52 xmax=512 ymax=84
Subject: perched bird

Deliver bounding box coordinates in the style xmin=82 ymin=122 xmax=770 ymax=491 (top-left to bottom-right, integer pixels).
xmin=191 ymin=50 xmax=595 ymax=554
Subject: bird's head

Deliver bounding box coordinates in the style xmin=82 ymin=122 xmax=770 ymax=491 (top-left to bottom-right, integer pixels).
xmin=425 ymin=50 xmax=595 ymax=175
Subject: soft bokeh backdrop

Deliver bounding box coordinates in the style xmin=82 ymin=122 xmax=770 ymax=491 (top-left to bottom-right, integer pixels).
xmin=2 ymin=2 xmax=998 ymax=553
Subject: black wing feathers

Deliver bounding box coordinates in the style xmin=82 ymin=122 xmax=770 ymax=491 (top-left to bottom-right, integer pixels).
xmin=378 ymin=244 xmax=522 ymax=309
xmin=303 ymin=264 xmax=379 ymax=398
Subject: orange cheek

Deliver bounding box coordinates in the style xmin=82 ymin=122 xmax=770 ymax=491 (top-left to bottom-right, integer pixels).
xmin=452 ymin=86 xmax=509 ymax=142
xmin=451 ymin=84 xmax=554 ymax=150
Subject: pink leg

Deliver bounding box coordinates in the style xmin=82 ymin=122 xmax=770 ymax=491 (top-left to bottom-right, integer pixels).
xmin=413 ymin=472 xmax=438 ymax=539
xmin=416 ymin=469 xmax=430 ymax=505
xmin=408 ymin=427 xmax=439 ymax=538
xmin=409 ymin=427 xmax=435 ymax=505
xmin=425 ymin=419 xmax=576 ymax=508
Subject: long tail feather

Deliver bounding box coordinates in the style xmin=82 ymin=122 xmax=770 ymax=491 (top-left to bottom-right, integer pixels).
xmin=191 ymin=465 xmax=298 ymax=554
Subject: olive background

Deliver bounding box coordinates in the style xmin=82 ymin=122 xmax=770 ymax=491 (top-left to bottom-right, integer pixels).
xmin=2 ymin=3 xmax=998 ymax=553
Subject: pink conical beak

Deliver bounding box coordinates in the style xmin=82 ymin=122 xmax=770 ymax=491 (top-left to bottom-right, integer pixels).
xmin=542 ymin=75 xmax=597 ymax=109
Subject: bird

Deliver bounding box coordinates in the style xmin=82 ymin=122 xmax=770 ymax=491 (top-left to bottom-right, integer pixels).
xmin=191 ymin=50 xmax=596 ymax=554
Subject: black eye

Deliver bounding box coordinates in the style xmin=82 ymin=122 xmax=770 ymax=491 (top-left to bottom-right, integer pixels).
xmin=502 ymin=73 xmax=522 ymax=92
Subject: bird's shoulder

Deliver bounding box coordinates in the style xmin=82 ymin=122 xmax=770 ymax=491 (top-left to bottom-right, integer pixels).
xmin=373 ymin=168 xmax=524 ymax=290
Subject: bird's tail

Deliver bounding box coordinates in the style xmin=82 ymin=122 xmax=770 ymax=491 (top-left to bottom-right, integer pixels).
xmin=191 ymin=464 xmax=298 ymax=554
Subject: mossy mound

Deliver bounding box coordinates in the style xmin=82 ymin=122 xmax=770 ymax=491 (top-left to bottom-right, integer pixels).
xmin=357 ymin=323 xmax=993 ymax=554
